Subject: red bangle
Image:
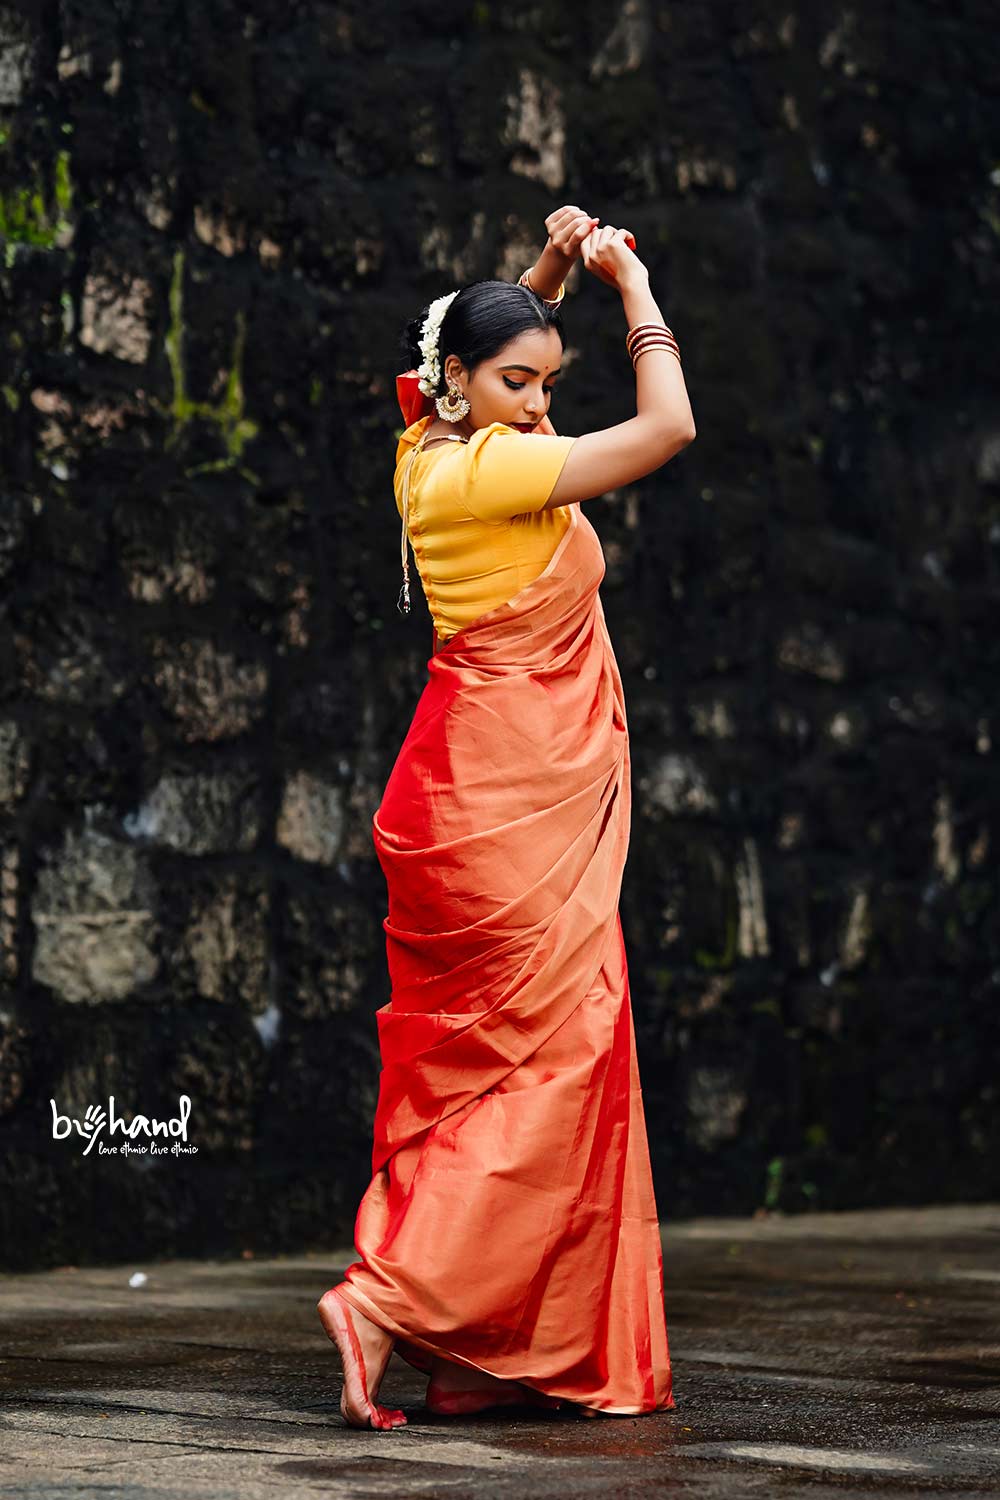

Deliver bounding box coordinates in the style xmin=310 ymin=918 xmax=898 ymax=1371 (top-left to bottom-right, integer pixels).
xmin=627 ymin=333 xmax=678 ymax=358
xmin=629 ymin=332 xmax=680 ymax=356
xmin=627 ymin=321 xmax=672 ymax=336
xmin=629 ymin=330 xmax=680 ymax=352
xmin=626 ymin=321 xmax=674 ymax=353
xmin=631 ymin=335 xmax=681 ymax=353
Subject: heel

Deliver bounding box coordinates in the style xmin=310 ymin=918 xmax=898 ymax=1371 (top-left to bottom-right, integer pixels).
xmin=317 ymin=1286 xmax=407 ymax=1431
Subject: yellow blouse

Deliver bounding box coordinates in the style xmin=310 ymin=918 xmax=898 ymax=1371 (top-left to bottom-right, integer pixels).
xmin=394 ymin=414 xmax=578 ymax=642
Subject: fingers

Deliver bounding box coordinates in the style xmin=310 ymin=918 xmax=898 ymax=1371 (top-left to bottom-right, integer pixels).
xmin=548 ymin=204 xmax=588 ymax=229
xmin=579 ymin=223 xmax=635 ymax=287
xmin=545 ymin=205 xmax=578 ymax=231
xmin=582 ymin=224 xmax=632 ymax=253
xmin=572 ymin=215 xmax=598 ymax=249
xmin=581 ymin=225 xmax=606 ymax=263
xmin=547 ymin=205 xmax=630 ymax=268
xmin=545 ymin=205 xmax=588 ymax=244
xmin=552 ymin=208 xmax=600 ymax=259
xmin=561 ymin=212 xmax=597 ymax=249
xmin=549 ymin=207 xmax=628 ymax=248
xmin=580 ymin=224 xmax=604 ymax=252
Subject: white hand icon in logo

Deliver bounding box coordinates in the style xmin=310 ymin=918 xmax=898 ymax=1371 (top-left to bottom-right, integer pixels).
xmin=77 ymin=1104 xmax=108 ymax=1155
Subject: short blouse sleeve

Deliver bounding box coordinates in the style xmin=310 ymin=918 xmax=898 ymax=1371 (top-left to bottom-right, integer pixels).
xmin=461 ymin=422 xmax=577 ymax=523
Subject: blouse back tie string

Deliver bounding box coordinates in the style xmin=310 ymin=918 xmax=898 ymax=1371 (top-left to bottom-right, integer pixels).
xmin=397 ymin=431 xmax=469 ymax=616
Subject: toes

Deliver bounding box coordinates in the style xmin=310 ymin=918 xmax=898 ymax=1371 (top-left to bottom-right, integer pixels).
xmin=341 ymin=1396 xmax=407 ymax=1430
xmin=373 ymin=1404 xmax=407 ymax=1429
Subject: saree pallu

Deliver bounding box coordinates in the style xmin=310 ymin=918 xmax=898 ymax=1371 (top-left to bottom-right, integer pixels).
xmin=339 ymin=505 xmax=675 ymax=1414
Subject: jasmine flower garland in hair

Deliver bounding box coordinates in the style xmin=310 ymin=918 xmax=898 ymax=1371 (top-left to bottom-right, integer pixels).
xmin=417 ymin=290 xmax=460 ymax=397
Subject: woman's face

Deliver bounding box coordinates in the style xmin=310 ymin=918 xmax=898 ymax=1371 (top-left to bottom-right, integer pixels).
xmin=443 ymin=328 xmax=563 ymax=434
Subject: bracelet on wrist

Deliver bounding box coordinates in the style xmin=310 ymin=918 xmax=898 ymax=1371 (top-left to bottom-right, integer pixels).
xmin=519 ymin=268 xmax=566 ymax=308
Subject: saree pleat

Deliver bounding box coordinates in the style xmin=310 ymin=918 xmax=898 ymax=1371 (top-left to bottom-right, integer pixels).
xmin=339 ymin=505 xmax=675 ymax=1414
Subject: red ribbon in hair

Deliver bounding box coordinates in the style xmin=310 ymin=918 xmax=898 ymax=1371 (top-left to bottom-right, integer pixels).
xmin=396 ymin=371 xmax=432 ymax=427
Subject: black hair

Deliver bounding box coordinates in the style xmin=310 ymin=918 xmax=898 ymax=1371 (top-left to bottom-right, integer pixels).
xmin=398 ymin=279 xmax=565 ymax=396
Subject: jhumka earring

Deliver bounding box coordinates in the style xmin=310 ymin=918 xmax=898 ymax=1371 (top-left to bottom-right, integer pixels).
xmin=435 ymin=381 xmax=470 ymax=422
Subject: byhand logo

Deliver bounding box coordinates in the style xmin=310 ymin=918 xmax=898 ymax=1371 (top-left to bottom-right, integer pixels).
xmin=50 ymin=1094 xmax=197 ymax=1158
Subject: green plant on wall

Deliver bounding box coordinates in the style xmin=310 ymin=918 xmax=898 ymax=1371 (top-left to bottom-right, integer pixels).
xmin=162 ymin=246 xmax=259 ymax=479
xmin=0 ymin=145 xmax=74 ymax=264
xmin=763 ymin=1154 xmax=784 ymax=1211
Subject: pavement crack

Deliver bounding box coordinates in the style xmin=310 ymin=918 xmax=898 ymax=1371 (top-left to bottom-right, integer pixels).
xmin=1 ymin=1396 xmax=336 ymax=1428
xmin=9 ymin=1425 xmax=331 ymax=1459
xmin=162 ymin=1340 xmax=272 ymax=1354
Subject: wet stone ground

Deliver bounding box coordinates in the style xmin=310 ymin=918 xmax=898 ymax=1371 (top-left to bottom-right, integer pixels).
xmin=1 ymin=1204 xmax=998 ymax=1499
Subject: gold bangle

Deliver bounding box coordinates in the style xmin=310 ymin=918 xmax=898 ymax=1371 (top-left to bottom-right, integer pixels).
xmin=631 ymin=336 xmax=681 ymax=358
xmin=631 ymin=333 xmax=681 ymax=355
xmin=519 ymin=268 xmax=565 ymax=307
xmin=632 ymin=342 xmax=682 ymax=367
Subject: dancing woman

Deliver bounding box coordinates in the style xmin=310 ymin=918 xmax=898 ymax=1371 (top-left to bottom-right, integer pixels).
xmin=319 ymin=207 xmax=696 ymax=1428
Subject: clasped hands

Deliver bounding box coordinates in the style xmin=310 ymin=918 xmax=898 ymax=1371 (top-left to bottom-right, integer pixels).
xmin=528 ymin=204 xmax=638 ymax=298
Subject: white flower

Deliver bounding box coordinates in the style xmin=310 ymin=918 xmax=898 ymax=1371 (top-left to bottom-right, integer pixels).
xmin=416 ymin=290 xmax=460 ymax=397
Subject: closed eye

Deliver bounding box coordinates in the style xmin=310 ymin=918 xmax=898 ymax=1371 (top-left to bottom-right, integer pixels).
xmin=503 ymin=377 xmax=557 ymax=393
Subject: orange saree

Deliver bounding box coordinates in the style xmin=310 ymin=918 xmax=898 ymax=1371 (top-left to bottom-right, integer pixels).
xmin=338 ymin=495 xmax=675 ymax=1414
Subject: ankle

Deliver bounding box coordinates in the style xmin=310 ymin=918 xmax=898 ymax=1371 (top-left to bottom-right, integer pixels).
xmin=327 ymin=1287 xmax=391 ymax=1349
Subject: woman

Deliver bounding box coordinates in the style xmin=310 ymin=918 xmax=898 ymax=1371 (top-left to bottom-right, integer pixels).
xmin=319 ymin=208 xmax=696 ymax=1429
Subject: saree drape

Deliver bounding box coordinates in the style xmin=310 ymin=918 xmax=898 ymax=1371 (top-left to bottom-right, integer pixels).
xmin=339 ymin=502 xmax=675 ymax=1414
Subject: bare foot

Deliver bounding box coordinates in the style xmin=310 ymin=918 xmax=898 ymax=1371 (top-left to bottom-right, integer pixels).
xmin=426 ymin=1355 xmax=564 ymax=1416
xmin=317 ymin=1286 xmax=407 ymax=1430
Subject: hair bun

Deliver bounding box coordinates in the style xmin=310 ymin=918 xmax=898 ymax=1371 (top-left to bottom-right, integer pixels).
xmin=399 ymin=310 xmax=427 ymax=372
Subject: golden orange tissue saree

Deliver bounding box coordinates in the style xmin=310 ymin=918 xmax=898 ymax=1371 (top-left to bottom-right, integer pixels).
xmin=339 ymin=476 xmax=675 ymax=1415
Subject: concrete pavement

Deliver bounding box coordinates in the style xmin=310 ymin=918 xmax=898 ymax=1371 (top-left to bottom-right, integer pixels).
xmin=1 ymin=1203 xmax=999 ymax=1497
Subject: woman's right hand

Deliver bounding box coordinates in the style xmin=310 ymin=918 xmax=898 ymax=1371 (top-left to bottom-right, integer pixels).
xmin=580 ymin=225 xmax=647 ymax=292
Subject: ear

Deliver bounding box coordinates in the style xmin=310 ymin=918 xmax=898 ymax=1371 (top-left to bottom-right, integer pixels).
xmin=442 ymin=355 xmax=458 ymax=386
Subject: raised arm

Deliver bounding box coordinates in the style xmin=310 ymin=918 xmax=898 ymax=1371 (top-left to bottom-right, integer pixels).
xmin=544 ymin=230 xmax=695 ymax=509
xmin=520 ymin=205 xmax=600 ymax=299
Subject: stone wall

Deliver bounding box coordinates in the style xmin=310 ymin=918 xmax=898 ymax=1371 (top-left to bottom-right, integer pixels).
xmin=0 ymin=2 xmax=997 ymax=1269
